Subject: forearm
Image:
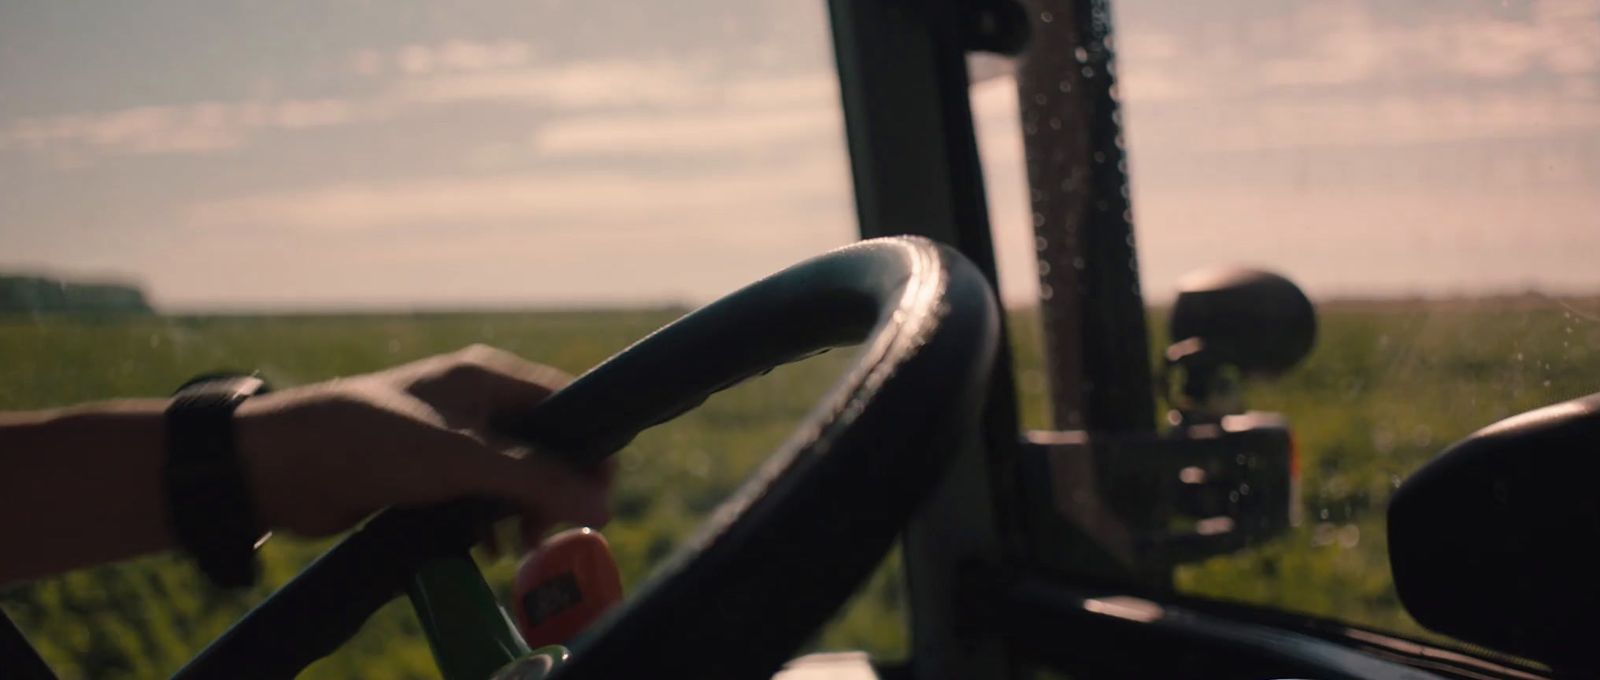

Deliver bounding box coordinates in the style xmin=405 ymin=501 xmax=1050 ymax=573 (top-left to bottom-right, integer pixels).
xmin=0 ymin=399 xmax=176 ymax=585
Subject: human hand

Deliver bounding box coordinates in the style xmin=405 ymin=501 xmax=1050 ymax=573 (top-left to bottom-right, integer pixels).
xmin=235 ymin=345 xmax=612 ymax=548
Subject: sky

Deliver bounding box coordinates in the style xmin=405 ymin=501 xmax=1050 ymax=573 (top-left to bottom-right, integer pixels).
xmin=1 ymin=0 xmax=1596 ymax=310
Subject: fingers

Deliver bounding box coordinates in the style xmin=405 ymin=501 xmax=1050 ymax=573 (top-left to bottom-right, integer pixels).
xmin=427 ymin=439 xmax=613 ymax=545
xmin=502 ymin=452 xmax=615 ymax=531
xmin=401 ymin=345 xmax=573 ymax=431
xmin=378 ymin=348 xmax=605 ymax=551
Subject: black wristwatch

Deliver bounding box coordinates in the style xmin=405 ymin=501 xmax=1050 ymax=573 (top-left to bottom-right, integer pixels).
xmin=165 ymin=373 xmax=272 ymax=589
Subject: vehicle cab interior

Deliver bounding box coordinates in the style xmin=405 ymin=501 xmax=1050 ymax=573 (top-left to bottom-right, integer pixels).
xmin=1 ymin=0 xmax=1596 ymax=678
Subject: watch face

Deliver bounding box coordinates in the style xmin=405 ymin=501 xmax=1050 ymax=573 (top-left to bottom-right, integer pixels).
xmin=176 ymin=374 xmax=269 ymax=398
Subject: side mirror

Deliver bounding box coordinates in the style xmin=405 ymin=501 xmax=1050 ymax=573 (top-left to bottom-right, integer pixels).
xmin=1164 ymin=267 xmax=1315 ymax=421
xmin=1388 ymin=393 xmax=1600 ymax=674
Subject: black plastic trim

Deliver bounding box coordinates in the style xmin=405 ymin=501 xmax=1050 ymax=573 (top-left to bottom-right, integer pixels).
xmin=1004 ymin=580 xmax=1453 ymax=680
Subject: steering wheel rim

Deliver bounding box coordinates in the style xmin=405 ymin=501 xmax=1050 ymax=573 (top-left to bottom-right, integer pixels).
xmin=176 ymin=236 xmax=999 ymax=679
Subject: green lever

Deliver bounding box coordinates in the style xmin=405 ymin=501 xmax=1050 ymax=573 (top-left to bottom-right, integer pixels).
xmin=408 ymin=554 xmax=531 ymax=680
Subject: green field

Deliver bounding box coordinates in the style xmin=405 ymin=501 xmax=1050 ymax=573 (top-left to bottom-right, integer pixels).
xmin=2 ymin=298 xmax=1597 ymax=678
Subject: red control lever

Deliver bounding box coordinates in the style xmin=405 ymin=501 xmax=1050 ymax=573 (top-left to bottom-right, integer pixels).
xmin=511 ymin=527 xmax=624 ymax=649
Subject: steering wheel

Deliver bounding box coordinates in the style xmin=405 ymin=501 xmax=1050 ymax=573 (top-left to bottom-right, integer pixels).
xmin=174 ymin=236 xmax=1001 ymax=679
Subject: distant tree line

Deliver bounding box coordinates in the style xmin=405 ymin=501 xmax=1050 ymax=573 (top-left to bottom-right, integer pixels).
xmin=0 ymin=275 xmax=154 ymax=315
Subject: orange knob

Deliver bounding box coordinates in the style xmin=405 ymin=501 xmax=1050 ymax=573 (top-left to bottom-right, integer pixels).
xmin=512 ymin=527 xmax=623 ymax=649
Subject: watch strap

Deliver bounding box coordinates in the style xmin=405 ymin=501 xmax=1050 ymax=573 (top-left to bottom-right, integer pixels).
xmin=165 ymin=374 xmax=270 ymax=589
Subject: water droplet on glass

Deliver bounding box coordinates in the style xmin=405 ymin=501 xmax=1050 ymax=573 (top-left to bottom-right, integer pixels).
xmin=1033 ymin=211 xmax=1046 ymax=227
xmin=1040 ymin=283 xmax=1055 ymax=300
xmin=1058 ymin=80 xmax=1072 ymax=93
xmin=1040 ymin=10 xmax=1054 ymax=23
xmin=1048 ymin=117 xmax=1062 ymax=130
xmin=1373 ymin=428 xmax=1395 ymax=454
xmin=1411 ymin=425 xmax=1432 ymax=446
xmin=1034 ymin=93 xmax=1048 ymax=105
xmin=1082 ymin=66 xmax=1095 ymax=78
xmin=1337 ymin=524 xmax=1361 ymax=549
xmin=687 ymin=450 xmax=711 ymax=478
xmin=1035 ymin=236 xmax=1049 ymax=251
xmin=1072 ymin=256 xmax=1086 ymax=270
xmin=1074 ymin=47 xmax=1089 ymax=63
xmin=1038 ymin=260 xmax=1052 ymax=275
xmin=1312 ymin=522 xmax=1335 ymax=547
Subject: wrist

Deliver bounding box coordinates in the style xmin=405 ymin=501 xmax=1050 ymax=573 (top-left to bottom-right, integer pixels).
xmin=0 ymin=399 xmax=175 ymax=583
xmin=234 ymin=397 xmax=290 ymax=534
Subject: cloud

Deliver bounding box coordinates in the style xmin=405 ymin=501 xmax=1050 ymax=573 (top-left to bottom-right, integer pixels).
xmin=719 ymin=72 xmax=838 ymax=108
xmin=1119 ymin=0 xmax=1599 ymax=103
xmin=1110 ymin=0 xmax=1600 ymax=153
xmin=350 ymin=39 xmax=534 ymax=77
xmin=1179 ymin=89 xmax=1600 ymax=152
xmin=1 ymin=48 xmax=836 ymax=163
xmin=1133 ymin=182 xmax=1600 ymax=299
xmin=0 ymin=98 xmax=363 ymax=156
xmin=532 ymin=106 xmax=839 ymax=156
xmin=1 ymin=38 xmax=550 ymax=159
xmin=395 ymin=59 xmax=707 ymax=109
xmin=182 ymin=158 xmax=844 ymax=233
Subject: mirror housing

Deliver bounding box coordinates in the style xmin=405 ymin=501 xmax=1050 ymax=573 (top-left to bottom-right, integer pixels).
xmin=1388 ymin=393 xmax=1600 ymax=673
xmin=1168 ymin=267 xmax=1316 ymax=377
xmin=1164 ymin=268 xmax=1315 ymax=422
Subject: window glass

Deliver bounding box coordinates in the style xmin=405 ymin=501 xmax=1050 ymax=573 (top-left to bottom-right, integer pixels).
xmin=0 ymin=1 xmax=870 ymax=676
xmin=1103 ymin=0 xmax=1600 ymax=641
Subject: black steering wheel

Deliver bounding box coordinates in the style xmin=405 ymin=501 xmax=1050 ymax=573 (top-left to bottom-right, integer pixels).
xmin=175 ymin=236 xmax=1000 ymax=679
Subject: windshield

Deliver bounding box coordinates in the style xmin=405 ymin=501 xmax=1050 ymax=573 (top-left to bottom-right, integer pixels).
xmin=0 ymin=1 xmax=875 ymax=676
xmin=1092 ymin=0 xmax=1599 ymax=645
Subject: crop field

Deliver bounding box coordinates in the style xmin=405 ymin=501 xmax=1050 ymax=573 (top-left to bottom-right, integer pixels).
xmin=2 ymin=298 xmax=1597 ymax=678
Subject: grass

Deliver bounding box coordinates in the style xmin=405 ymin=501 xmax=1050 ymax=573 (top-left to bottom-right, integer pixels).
xmin=1 ymin=297 xmax=1596 ymax=678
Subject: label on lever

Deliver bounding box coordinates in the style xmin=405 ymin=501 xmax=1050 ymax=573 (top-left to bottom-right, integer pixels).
xmin=513 ymin=527 xmax=623 ymax=649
